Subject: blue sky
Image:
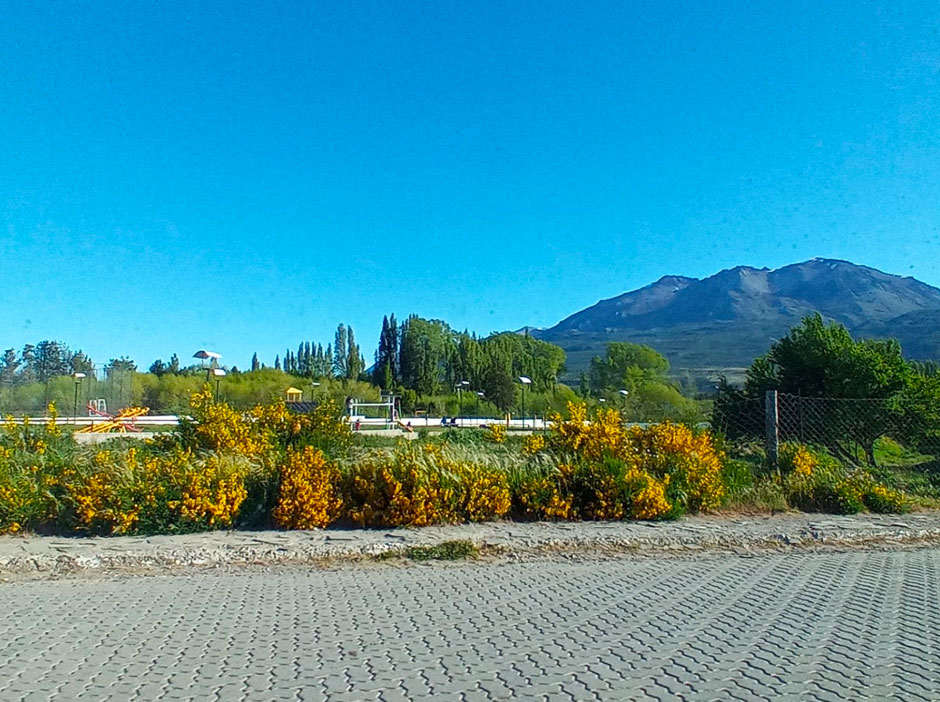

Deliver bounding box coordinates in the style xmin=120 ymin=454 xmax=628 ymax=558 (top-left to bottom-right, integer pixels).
xmin=2 ymin=1 xmax=939 ymax=369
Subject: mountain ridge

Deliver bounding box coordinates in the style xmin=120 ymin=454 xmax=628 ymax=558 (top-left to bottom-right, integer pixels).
xmin=532 ymin=259 xmax=940 ymax=386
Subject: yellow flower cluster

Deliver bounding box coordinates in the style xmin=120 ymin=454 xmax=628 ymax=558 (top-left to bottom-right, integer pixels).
xmin=780 ymin=443 xmax=816 ymax=477
xmin=627 ymin=469 xmax=672 ymax=520
xmin=177 ymin=456 xmax=247 ymax=529
xmin=628 ymin=422 xmax=725 ymax=512
xmin=522 ymin=434 xmax=546 ymax=455
xmin=45 ymin=403 xmax=61 ymax=437
xmin=515 ymin=472 xmax=574 ymax=520
xmin=485 ymin=424 xmax=506 ymax=443
xmin=273 ymin=447 xmax=343 ymax=529
xmin=188 ymin=388 xmax=269 ymax=456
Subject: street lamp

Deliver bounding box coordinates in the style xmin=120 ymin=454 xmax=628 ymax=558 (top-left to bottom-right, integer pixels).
xmin=456 ymin=380 xmax=469 ymax=420
xmin=72 ymin=372 xmax=86 ymax=425
xmin=211 ymin=368 xmax=226 ymax=399
xmin=518 ymin=376 xmax=532 ymax=429
xmin=195 ymin=350 xmax=222 ymax=382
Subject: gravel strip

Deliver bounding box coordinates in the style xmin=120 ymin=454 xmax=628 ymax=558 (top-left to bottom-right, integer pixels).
xmin=2 ymin=511 xmax=940 ymax=580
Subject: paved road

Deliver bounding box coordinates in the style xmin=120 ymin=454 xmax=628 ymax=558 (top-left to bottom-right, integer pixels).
xmin=1 ymin=550 xmax=938 ymax=701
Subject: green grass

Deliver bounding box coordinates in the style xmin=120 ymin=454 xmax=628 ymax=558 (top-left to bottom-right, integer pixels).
xmin=873 ymin=437 xmax=935 ymax=468
xmin=405 ymin=540 xmax=478 ymax=561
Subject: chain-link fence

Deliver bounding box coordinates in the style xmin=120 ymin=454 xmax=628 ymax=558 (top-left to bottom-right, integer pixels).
xmin=713 ymin=392 xmax=940 ymax=470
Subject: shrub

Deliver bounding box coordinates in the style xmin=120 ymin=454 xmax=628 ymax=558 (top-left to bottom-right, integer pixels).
xmin=513 ymin=466 xmax=574 ymax=520
xmin=63 ymin=447 xmax=249 ymax=535
xmin=344 ymin=443 xmax=511 ymax=527
xmin=522 ymin=434 xmax=546 ymax=455
xmin=547 ymin=405 xmax=724 ymax=514
xmin=485 ymin=424 xmax=506 ymax=444
xmin=272 ymin=446 xmax=343 ymax=529
xmin=780 ymin=444 xmax=908 ymax=515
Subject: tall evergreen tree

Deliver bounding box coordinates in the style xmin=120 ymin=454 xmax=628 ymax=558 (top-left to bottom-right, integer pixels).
xmin=70 ymin=350 xmax=94 ymax=373
xmin=0 ymin=349 xmax=20 ymax=386
xmin=333 ymin=324 xmax=347 ymax=378
xmin=388 ymin=314 xmax=399 ymax=380
xmin=168 ymin=354 xmax=181 ymax=374
xmin=274 ymin=355 xmax=281 ymax=371
xmin=251 ymin=353 xmax=260 ymax=372
xmin=374 ymin=316 xmax=395 ymax=389
xmin=346 ymin=326 xmax=364 ymax=380
xmin=34 ymin=340 xmax=71 ymax=382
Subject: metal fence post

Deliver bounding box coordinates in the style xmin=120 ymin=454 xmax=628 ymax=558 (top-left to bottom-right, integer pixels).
xmin=765 ymin=390 xmax=779 ymax=467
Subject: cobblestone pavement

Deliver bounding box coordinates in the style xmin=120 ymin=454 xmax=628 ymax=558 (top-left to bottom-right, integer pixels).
xmin=1 ymin=549 xmax=939 ymax=701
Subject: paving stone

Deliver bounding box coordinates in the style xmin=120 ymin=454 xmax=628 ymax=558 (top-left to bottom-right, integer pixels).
xmin=1 ymin=549 xmax=939 ymax=701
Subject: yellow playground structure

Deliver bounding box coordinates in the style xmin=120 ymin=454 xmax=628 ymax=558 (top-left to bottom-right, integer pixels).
xmin=77 ymin=404 xmax=150 ymax=433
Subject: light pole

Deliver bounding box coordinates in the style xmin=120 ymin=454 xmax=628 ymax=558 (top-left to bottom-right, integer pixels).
xmin=194 ymin=350 xmax=222 ymax=383
xmin=619 ymin=389 xmax=629 ymax=416
xmin=72 ymin=372 xmax=86 ymax=425
xmin=518 ymin=376 xmax=532 ymax=430
xmin=211 ymin=368 xmax=226 ymax=400
xmin=456 ymin=380 xmax=469 ymax=420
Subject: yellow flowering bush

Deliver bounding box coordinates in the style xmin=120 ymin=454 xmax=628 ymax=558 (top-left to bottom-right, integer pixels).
xmin=272 ymin=446 xmax=343 ymax=529
xmin=64 ymin=448 xmax=249 ymax=535
xmin=779 ymin=443 xmax=817 ymax=477
xmin=546 ymin=406 xmax=723 ymax=516
xmin=185 ymin=387 xmax=269 ymax=456
xmin=627 ymin=422 xmax=725 ymax=513
xmin=780 ymin=443 xmax=907 ymax=515
xmin=345 ymin=444 xmax=511 ymax=527
xmin=548 ymin=403 xmax=628 ymax=459
xmin=522 ymin=434 xmax=546 ymax=455
xmin=485 ymin=424 xmax=506 ymax=444
xmin=514 ymin=468 xmax=574 ymax=520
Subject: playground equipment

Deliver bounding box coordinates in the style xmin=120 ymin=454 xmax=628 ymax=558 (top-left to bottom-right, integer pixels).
xmin=77 ymin=402 xmax=150 ymax=433
xmin=346 ymin=393 xmax=401 ymax=428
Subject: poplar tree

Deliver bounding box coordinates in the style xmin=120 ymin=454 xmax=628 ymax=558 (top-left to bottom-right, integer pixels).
xmin=333 ymin=324 xmax=347 ymax=379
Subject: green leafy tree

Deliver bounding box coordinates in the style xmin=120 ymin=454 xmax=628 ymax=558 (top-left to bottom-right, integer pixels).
xmin=716 ymin=315 xmax=920 ymax=465
xmin=744 ymin=314 xmax=910 ymax=399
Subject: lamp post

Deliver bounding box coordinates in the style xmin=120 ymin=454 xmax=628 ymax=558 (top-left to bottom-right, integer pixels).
xmin=456 ymin=380 xmax=469 ymax=421
xmin=211 ymin=368 xmax=226 ymax=400
xmin=518 ymin=376 xmax=532 ymax=430
xmin=194 ymin=350 xmax=222 ymax=383
xmin=619 ymin=389 xmax=629 ymax=415
xmin=72 ymin=372 xmax=86 ymax=425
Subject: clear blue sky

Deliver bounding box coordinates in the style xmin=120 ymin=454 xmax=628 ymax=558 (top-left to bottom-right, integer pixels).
xmin=2 ymin=1 xmax=939 ymax=370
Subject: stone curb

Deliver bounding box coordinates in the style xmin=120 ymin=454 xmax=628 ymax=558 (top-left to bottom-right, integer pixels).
xmin=2 ymin=512 xmax=940 ymax=580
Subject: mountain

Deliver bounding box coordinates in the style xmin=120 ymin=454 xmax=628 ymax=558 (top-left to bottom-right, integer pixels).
xmin=534 ymin=259 xmax=940 ymax=386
